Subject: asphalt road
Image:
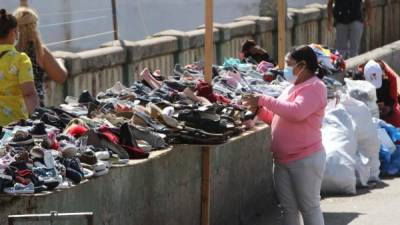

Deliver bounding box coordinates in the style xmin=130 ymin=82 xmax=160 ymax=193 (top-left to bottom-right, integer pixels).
xmin=249 ymin=177 xmax=400 ymax=225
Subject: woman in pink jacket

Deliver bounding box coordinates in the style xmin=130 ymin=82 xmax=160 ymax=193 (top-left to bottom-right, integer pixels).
xmin=244 ymin=45 xmax=327 ymax=225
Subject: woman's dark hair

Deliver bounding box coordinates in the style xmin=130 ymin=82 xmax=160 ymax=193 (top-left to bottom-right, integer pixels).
xmin=241 ymin=39 xmax=257 ymax=53
xmin=289 ymin=45 xmax=327 ymax=79
xmin=0 ymin=9 xmax=17 ymax=39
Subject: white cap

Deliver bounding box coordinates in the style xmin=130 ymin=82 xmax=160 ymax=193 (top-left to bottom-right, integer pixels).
xmin=364 ymin=60 xmax=383 ymax=89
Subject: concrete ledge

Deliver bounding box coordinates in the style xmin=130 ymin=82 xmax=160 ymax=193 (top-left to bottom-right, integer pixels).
xmin=289 ymin=7 xmax=321 ymax=24
xmin=197 ymin=23 xmax=231 ymax=41
xmin=234 ymin=16 xmax=276 ymax=33
xmin=53 ymin=47 xmax=126 ymax=76
xmin=305 ymin=3 xmax=326 ymax=9
xmin=199 ymin=21 xmax=256 ymax=40
xmin=185 ymin=28 xmax=220 ymax=48
xmin=223 ymin=20 xmax=256 ymax=38
xmin=53 ymin=51 xmax=80 ymax=76
xmin=0 ymin=125 xmax=273 ymax=225
xmin=305 ymin=3 xmax=328 ymax=18
xmin=132 ymin=36 xmax=179 ymax=60
xmin=76 ymin=47 xmax=126 ymax=74
xmin=346 ymin=41 xmax=400 ymax=71
xmin=153 ymin=29 xmax=190 ymax=50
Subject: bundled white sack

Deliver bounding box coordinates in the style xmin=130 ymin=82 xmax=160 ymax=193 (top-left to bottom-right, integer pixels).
xmin=340 ymin=95 xmax=380 ymax=184
xmin=322 ymin=107 xmax=358 ymax=195
xmin=344 ymin=78 xmax=379 ymax=118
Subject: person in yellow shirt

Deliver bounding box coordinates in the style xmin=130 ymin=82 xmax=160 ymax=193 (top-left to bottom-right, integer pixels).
xmin=0 ymin=9 xmax=38 ymax=126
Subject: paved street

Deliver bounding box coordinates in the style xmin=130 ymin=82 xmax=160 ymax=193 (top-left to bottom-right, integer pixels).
xmin=249 ymin=177 xmax=400 ymax=225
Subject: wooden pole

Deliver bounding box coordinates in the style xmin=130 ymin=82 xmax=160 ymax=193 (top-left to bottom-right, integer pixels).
xmin=20 ymin=0 xmax=28 ymax=7
xmin=202 ymin=0 xmax=213 ymax=224
xmin=277 ymin=0 xmax=286 ymax=69
xmin=111 ymin=0 xmax=119 ymax=40
xmin=204 ymin=0 xmax=214 ymax=83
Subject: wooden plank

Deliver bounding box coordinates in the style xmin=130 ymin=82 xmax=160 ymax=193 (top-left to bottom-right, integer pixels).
xmin=278 ymin=0 xmax=286 ymax=69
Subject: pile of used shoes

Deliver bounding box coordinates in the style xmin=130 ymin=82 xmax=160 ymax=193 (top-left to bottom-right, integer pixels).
xmin=0 ymin=43 xmax=345 ymax=195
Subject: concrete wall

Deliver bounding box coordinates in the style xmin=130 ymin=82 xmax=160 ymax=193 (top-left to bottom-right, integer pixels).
xmin=44 ymin=0 xmax=400 ymax=106
xmin=346 ymin=40 xmax=400 ymax=71
xmin=0 ymin=125 xmax=273 ymax=225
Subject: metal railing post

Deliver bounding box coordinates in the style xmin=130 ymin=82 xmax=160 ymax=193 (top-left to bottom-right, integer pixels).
xmin=111 ymin=0 xmax=119 ymax=40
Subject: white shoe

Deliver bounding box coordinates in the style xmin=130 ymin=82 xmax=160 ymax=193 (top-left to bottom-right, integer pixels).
xmin=95 ymin=151 xmax=110 ymax=160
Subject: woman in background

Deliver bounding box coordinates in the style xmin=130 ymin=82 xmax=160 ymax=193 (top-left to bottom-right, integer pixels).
xmin=14 ymin=6 xmax=67 ymax=107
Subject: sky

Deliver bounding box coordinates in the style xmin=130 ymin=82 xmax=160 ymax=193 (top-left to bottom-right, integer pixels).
xmin=1 ymin=0 xmax=326 ymax=51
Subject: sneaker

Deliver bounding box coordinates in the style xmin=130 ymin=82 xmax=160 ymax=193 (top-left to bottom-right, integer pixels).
xmin=138 ymin=141 xmax=152 ymax=152
xmin=94 ymin=161 xmax=108 ymax=172
xmin=3 ymin=182 xmax=34 ymax=195
xmin=9 ymin=131 xmax=34 ymax=147
xmin=82 ymin=167 xmax=94 ymax=179
xmin=78 ymin=90 xmax=95 ymax=104
xmin=109 ymin=154 xmax=129 ymax=166
xmin=0 ymin=153 xmax=15 ymax=169
xmin=29 ymin=122 xmax=47 ymax=139
xmin=95 ymin=151 xmax=111 ymax=160
xmin=60 ymin=142 xmax=78 ymax=158
xmin=30 ymin=146 xmax=45 ymax=159
xmin=33 ymin=167 xmax=59 ymax=190
xmin=41 ymin=113 xmax=64 ymax=129
xmin=94 ymin=168 xmax=109 ymax=177
xmin=79 ymin=149 xmax=97 ymax=165
xmin=56 ymin=178 xmax=72 ymax=189
xmin=43 ymin=150 xmax=56 ymax=169
xmin=174 ymin=64 xmax=185 ymax=79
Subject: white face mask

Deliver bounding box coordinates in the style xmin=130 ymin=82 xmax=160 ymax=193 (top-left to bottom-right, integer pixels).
xmin=283 ymin=65 xmax=296 ymax=84
xmin=283 ymin=62 xmax=305 ymax=84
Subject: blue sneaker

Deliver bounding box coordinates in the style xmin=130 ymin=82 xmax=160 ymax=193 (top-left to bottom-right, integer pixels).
xmin=3 ymin=182 xmax=34 ymax=195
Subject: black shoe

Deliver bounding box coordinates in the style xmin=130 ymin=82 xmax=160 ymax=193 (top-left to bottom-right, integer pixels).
xmin=78 ymin=90 xmax=95 ymax=104
xmin=41 ymin=113 xmax=64 ymax=129
xmin=174 ymin=64 xmax=185 ymax=78
xmin=79 ymin=148 xmax=97 ymax=165
xmin=9 ymin=131 xmax=34 ymax=147
xmin=29 ymin=122 xmax=47 ymax=139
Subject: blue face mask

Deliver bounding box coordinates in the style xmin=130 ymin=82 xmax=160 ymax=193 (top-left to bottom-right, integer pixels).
xmin=283 ymin=66 xmax=297 ymax=84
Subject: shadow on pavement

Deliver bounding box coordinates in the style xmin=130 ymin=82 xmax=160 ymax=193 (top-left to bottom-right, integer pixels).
xmin=324 ymin=212 xmax=362 ymax=225
xmin=322 ymin=181 xmax=390 ymax=199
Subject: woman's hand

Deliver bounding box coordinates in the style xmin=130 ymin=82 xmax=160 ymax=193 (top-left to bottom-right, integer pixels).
xmin=242 ymin=94 xmax=260 ymax=114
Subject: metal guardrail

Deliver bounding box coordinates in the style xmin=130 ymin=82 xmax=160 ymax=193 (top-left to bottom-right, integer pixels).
xmin=8 ymin=211 xmax=94 ymax=225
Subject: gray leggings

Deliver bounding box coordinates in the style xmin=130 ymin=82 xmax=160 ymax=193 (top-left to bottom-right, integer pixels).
xmin=274 ymin=150 xmax=326 ymax=225
xmin=335 ymin=21 xmax=364 ymax=58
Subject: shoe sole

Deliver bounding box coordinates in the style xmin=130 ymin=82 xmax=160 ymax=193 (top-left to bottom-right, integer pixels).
xmin=31 ymin=134 xmax=48 ymax=139
xmin=3 ymin=188 xmax=34 ymax=195
xmin=9 ymin=139 xmax=34 ymax=146
xmin=94 ymin=169 xmax=109 ymax=177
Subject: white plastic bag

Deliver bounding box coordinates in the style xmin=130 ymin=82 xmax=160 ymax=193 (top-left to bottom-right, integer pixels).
xmin=340 ymin=96 xmax=380 ymax=184
xmin=321 ymin=107 xmax=357 ymax=195
xmin=344 ymin=78 xmax=379 ymax=118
